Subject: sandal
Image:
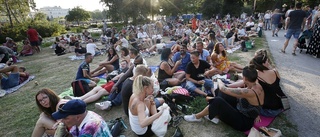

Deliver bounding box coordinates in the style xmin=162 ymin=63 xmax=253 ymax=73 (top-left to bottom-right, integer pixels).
xmin=280 ymin=49 xmax=285 ymax=53
xmin=292 ymin=52 xmax=296 ymax=56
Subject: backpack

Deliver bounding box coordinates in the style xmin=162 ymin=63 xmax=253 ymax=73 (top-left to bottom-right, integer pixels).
xmin=107 ymin=117 xmax=127 ymax=137
xmin=71 ymin=80 xmax=90 ymax=97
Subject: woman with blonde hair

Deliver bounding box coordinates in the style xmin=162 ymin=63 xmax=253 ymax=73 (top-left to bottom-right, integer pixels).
xmin=32 ymin=88 xmax=68 ymax=137
xmin=128 ymin=75 xmax=165 ymax=137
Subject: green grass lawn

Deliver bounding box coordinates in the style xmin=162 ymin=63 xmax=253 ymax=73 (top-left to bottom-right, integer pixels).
xmin=0 ymin=36 xmax=298 ymax=137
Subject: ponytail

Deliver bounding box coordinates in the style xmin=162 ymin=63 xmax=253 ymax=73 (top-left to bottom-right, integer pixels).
xmin=132 ymin=75 xmax=153 ymax=95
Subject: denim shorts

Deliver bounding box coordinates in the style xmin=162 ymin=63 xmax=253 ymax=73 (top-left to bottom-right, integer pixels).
xmin=271 ymin=24 xmax=278 ymax=31
xmin=1 ymin=73 xmax=19 ymax=89
xmin=154 ymin=98 xmax=161 ymax=108
xmin=260 ymin=108 xmax=283 ymax=117
xmin=185 ymin=79 xmax=214 ymax=94
xmin=285 ymin=29 xmax=301 ymax=39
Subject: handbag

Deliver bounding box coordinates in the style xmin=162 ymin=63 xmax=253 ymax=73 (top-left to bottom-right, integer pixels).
xmin=280 ymin=96 xmax=290 ymax=110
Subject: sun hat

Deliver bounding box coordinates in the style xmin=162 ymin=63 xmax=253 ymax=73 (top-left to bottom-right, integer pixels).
xmin=52 ymin=99 xmax=86 ymax=120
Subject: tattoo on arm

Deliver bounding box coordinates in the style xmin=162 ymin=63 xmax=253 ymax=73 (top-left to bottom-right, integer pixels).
xmin=229 ymin=88 xmax=242 ymax=95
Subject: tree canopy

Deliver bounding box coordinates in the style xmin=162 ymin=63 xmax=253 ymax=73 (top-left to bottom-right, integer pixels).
xmin=65 ymin=6 xmax=91 ymax=25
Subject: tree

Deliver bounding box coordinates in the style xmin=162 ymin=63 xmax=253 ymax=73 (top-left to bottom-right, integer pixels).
xmin=201 ymin=0 xmax=223 ymax=19
xmin=0 ymin=0 xmax=33 ymax=28
xmin=65 ymin=6 xmax=90 ymax=25
xmin=34 ymin=12 xmax=47 ymax=21
xmin=90 ymin=10 xmax=104 ymax=20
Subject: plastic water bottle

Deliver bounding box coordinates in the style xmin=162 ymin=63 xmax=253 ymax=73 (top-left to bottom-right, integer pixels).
xmin=54 ymin=123 xmax=67 ymax=137
xmin=201 ymin=84 xmax=205 ymax=91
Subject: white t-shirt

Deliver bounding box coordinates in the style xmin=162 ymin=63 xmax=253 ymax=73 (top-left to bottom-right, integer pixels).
xmin=137 ymin=32 xmax=149 ymax=39
xmin=246 ymin=21 xmax=255 ymax=27
xmin=120 ymin=38 xmax=129 ymax=48
xmin=86 ymin=43 xmax=97 ymax=55
xmin=264 ymin=13 xmax=271 ymax=19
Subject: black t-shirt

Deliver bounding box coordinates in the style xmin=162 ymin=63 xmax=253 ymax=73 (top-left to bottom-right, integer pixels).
xmin=288 ymin=10 xmax=307 ymax=29
xmin=121 ymin=78 xmax=134 ymax=116
xmin=129 ymin=38 xmax=138 ymax=48
xmin=75 ymin=48 xmax=86 ymax=54
xmin=226 ymin=32 xmax=234 ymax=39
xmin=110 ymin=37 xmax=118 ymax=45
xmin=69 ymin=40 xmax=78 ymax=46
xmin=186 ymin=60 xmax=211 ymax=81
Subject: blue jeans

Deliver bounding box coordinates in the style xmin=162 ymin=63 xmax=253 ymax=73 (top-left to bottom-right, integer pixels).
xmin=185 ymin=79 xmax=214 ymax=95
xmin=1 ymin=73 xmax=19 ymax=89
xmin=108 ymin=82 xmax=123 ymax=106
xmin=260 ymin=108 xmax=283 ymax=117
xmin=264 ymin=19 xmax=271 ymax=30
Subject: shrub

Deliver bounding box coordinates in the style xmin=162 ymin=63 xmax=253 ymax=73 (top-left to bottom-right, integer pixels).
xmin=0 ymin=20 xmax=66 ymax=43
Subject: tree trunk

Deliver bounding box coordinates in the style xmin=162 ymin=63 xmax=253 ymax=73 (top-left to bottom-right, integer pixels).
xmin=8 ymin=6 xmax=21 ymax=24
xmin=4 ymin=0 xmax=13 ymax=28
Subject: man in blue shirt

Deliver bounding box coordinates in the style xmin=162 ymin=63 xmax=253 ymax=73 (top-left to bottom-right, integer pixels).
xmin=196 ymin=41 xmax=210 ymax=62
xmin=172 ymin=44 xmax=191 ymax=72
xmin=76 ymin=53 xmax=99 ymax=87
xmin=281 ymin=2 xmax=307 ymax=55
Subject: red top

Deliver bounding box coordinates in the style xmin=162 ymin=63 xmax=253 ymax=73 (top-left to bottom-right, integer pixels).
xmin=27 ymin=28 xmax=39 ymax=42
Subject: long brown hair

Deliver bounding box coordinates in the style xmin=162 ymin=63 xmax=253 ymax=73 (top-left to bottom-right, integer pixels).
xmin=35 ymin=88 xmax=60 ymax=117
xmin=213 ymin=42 xmax=226 ymax=57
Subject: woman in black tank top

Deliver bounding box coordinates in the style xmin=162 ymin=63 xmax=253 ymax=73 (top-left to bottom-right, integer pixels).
xmin=157 ymin=48 xmax=185 ymax=86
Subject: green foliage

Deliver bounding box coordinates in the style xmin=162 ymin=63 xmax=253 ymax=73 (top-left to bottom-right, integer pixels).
xmin=41 ymin=42 xmax=54 ymax=48
xmin=201 ymin=0 xmax=223 ymax=19
xmin=65 ymin=6 xmax=91 ymax=25
xmin=0 ymin=20 xmax=66 ymax=43
xmin=33 ymin=12 xmax=47 ymax=21
xmin=186 ymin=96 xmax=208 ymax=114
xmin=90 ymin=10 xmax=105 ymax=20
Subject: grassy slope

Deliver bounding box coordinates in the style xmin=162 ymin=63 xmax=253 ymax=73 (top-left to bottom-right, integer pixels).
xmin=0 ymin=36 xmax=298 ymax=137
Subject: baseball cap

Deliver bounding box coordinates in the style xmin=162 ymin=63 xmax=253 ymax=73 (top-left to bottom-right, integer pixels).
xmin=52 ymin=99 xmax=86 ymax=120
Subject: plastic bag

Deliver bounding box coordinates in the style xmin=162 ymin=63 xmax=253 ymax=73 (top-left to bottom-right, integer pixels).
xmin=151 ymin=103 xmax=171 ymax=137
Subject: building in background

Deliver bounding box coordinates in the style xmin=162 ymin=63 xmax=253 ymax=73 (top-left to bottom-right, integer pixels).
xmin=38 ymin=6 xmax=69 ymax=19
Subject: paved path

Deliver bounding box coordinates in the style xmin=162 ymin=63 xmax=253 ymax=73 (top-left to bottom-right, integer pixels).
xmin=264 ymin=30 xmax=320 ymax=136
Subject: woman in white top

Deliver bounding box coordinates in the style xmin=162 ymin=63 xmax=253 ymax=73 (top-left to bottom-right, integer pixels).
xmin=128 ymin=75 xmax=164 ymax=137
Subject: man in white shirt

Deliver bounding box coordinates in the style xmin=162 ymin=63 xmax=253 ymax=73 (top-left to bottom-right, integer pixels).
xmin=114 ymin=34 xmax=129 ymax=51
xmin=264 ymin=11 xmax=271 ymax=30
xmin=86 ymin=39 xmax=100 ymax=56
xmin=137 ymin=28 xmax=152 ymax=47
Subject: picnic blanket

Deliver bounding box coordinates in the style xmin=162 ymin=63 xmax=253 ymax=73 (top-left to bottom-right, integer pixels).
xmin=149 ymin=66 xmax=159 ymax=73
xmin=244 ymin=115 xmax=278 ymax=135
xmin=226 ymin=45 xmax=241 ymax=54
xmin=5 ymin=75 xmax=35 ymax=95
xmin=68 ymin=55 xmax=85 ymax=60
xmin=59 ymin=78 xmax=107 ymax=98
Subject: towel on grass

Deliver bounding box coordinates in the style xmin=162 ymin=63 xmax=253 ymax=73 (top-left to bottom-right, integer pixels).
xmin=244 ymin=115 xmax=281 ymax=135
xmin=68 ymin=55 xmax=85 ymax=60
xmin=5 ymin=75 xmax=35 ymax=94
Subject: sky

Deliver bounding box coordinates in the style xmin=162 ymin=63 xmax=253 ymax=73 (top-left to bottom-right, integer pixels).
xmin=34 ymin=0 xmax=105 ymax=11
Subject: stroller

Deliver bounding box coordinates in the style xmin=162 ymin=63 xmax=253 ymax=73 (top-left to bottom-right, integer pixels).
xmin=297 ymin=29 xmax=313 ymax=53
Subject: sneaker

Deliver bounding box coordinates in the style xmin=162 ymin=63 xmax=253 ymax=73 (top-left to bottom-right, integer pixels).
xmin=204 ymin=115 xmax=219 ymax=124
xmin=64 ymin=96 xmax=80 ymax=100
xmin=275 ymin=33 xmax=278 ymax=37
xmin=95 ymin=101 xmax=112 ymax=110
xmin=184 ymin=114 xmax=201 ymax=122
xmin=292 ymin=52 xmax=296 ymax=56
xmin=0 ymin=89 xmax=6 ymax=97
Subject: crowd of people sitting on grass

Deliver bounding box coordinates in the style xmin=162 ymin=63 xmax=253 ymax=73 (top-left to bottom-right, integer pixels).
xmin=0 ymin=13 xmax=291 ymax=137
